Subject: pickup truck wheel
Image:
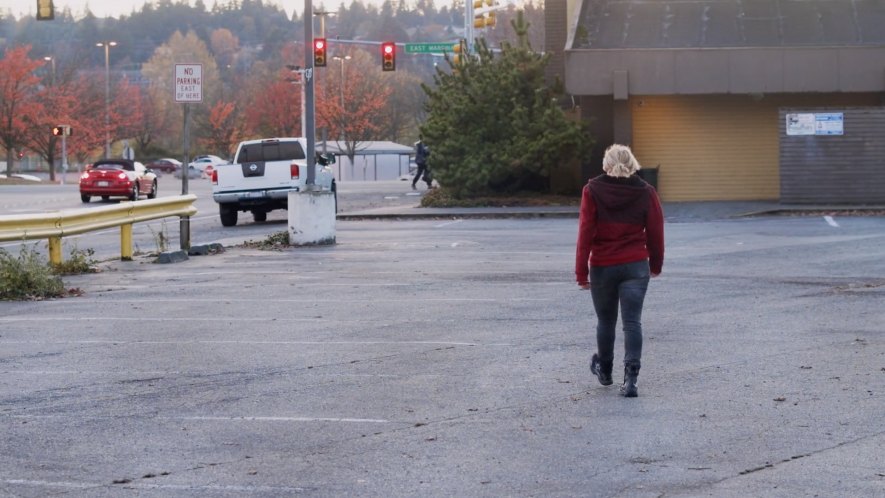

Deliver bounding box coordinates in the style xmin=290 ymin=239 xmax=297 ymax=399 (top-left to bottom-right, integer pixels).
xmin=253 ymin=210 xmax=267 ymax=222
xmin=219 ymin=204 xmax=238 ymax=227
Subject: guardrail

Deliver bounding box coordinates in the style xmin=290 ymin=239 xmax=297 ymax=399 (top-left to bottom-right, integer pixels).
xmin=0 ymin=195 xmax=198 ymax=264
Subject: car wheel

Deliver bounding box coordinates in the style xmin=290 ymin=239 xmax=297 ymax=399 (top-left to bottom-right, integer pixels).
xmin=129 ymin=183 xmax=139 ymax=201
xmin=220 ymin=204 xmax=238 ymax=227
xmin=253 ymin=210 xmax=267 ymax=222
xmin=80 ymin=194 xmax=90 ymax=203
xmin=147 ymin=180 xmax=158 ymax=199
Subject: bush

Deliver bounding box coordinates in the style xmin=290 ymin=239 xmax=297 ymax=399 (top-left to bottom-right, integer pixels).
xmin=0 ymin=245 xmax=66 ymax=300
xmin=52 ymin=247 xmax=99 ymax=275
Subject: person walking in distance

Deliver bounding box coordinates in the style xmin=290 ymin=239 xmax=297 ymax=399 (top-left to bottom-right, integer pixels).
xmin=412 ymin=138 xmax=431 ymax=190
xmin=575 ymin=144 xmax=664 ymax=397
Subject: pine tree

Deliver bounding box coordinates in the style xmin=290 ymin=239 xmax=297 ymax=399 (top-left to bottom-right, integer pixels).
xmin=420 ymin=12 xmax=591 ymax=197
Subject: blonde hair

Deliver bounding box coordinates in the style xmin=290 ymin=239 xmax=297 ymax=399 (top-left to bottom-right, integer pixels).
xmin=602 ymin=144 xmax=641 ymax=178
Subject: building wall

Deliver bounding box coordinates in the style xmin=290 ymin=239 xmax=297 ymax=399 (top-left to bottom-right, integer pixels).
xmin=333 ymin=154 xmax=412 ymax=181
xmin=630 ymin=93 xmax=881 ymax=201
xmin=780 ymin=107 xmax=885 ymax=204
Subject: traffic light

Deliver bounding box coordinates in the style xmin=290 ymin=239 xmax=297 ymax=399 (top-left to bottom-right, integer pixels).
xmin=313 ymin=38 xmax=327 ymax=67
xmin=381 ymin=42 xmax=396 ymax=72
xmin=473 ymin=0 xmax=498 ymax=28
xmin=37 ymin=0 xmax=55 ymax=21
xmin=452 ymin=40 xmax=465 ymax=65
xmin=52 ymin=126 xmax=63 ymax=136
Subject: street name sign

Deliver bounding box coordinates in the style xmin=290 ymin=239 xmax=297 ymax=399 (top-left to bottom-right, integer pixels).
xmin=404 ymin=43 xmax=456 ymax=54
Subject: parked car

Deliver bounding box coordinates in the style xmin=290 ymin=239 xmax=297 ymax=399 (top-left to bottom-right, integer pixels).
xmin=79 ymin=159 xmax=158 ymax=203
xmin=188 ymin=155 xmax=227 ymax=177
xmin=145 ymin=158 xmax=182 ymax=174
xmin=173 ymin=165 xmax=202 ymax=179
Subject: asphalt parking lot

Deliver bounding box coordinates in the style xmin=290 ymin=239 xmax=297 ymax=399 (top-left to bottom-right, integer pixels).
xmin=1 ymin=212 xmax=884 ymax=497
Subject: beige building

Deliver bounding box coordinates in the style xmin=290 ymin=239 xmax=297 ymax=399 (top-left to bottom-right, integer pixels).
xmin=546 ymin=0 xmax=885 ymax=202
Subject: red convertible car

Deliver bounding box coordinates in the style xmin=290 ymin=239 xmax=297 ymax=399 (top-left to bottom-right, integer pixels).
xmin=79 ymin=159 xmax=158 ymax=203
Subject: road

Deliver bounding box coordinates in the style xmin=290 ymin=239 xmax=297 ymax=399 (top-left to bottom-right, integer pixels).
xmin=0 ymin=175 xmax=424 ymax=260
xmin=1 ymin=211 xmax=883 ymax=496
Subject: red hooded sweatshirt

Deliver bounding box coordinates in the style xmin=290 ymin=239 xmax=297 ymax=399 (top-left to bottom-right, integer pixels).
xmin=575 ymin=174 xmax=664 ymax=284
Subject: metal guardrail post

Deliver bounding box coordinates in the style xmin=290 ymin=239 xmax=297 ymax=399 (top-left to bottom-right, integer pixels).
xmin=120 ymin=224 xmax=133 ymax=261
xmin=48 ymin=237 xmax=62 ymax=265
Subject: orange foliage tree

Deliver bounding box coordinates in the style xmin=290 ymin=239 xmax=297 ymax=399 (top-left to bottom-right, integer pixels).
xmin=0 ymin=45 xmax=42 ymax=175
xmin=244 ymin=69 xmax=302 ymax=138
xmin=202 ymin=101 xmax=244 ymax=159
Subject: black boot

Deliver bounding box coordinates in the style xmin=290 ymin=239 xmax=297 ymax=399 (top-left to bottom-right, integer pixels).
xmin=590 ymin=354 xmax=613 ymax=386
xmin=619 ymin=363 xmax=640 ymax=398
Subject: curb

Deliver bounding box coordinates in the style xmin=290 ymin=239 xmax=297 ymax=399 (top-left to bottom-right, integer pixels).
xmin=336 ymin=212 xmax=579 ymax=221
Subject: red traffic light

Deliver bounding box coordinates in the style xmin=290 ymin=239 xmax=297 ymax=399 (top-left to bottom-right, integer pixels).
xmin=381 ymin=42 xmax=396 ymax=72
xmin=314 ymin=38 xmax=327 ymax=67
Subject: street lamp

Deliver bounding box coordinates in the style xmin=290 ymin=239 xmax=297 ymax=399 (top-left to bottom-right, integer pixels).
xmin=43 ymin=56 xmax=56 ymax=86
xmin=286 ymin=64 xmax=307 ymax=136
xmin=331 ymin=54 xmax=351 ymax=114
xmin=96 ymin=41 xmax=117 ymax=158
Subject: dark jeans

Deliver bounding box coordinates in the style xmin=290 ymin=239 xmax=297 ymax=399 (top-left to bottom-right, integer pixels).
xmin=412 ymin=164 xmax=430 ymax=187
xmin=589 ymin=260 xmax=650 ymax=367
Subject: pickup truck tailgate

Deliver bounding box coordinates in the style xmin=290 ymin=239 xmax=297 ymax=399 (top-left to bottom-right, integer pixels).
xmin=213 ymin=160 xmax=301 ymax=192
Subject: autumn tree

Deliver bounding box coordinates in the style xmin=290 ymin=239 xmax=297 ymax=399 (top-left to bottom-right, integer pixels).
xmin=23 ymin=74 xmax=75 ymax=181
xmin=202 ymin=101 xmax=244 ymax=158
xmin=244 ymin=69 xmax=302 ymax=138
xmin=141 ymin=30 xmax=221 ymax=154
xmin=66 ymin=75 xmax=110 ymax=167
xmin=0 ymin=46 xmax=42 ymax=176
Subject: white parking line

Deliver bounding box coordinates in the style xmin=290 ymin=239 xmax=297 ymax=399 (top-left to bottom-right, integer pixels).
xmin=823 ymin=215 xmax=840 ymax=227
xmin=158 ymin=416 xmax=391 ymax=423
xmin=434 ymin=219 xmax=464 ymax=228
xmin=2 ymin=340 xmax=514 ymax=346
xmin=2 ymin=479 xmax=310 ymax=493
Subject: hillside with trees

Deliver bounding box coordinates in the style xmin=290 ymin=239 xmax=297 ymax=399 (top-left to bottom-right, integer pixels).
xmin=0 ymin=0 xmax=555 ymax=191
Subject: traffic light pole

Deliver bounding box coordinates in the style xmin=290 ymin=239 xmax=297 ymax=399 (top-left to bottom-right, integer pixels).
xmin=304 ymin=0 xmax=316 ymax=188
xmin=60 ymin=135 xmax=67 ymax=185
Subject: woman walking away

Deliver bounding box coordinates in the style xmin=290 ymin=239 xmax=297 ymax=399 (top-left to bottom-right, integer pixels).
xmin=575 ymin=144 xmax=664 ymax=397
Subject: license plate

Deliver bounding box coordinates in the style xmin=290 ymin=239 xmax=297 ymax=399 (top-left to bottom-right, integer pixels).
xmin=97 ymin=181 xmax=109 ymax=187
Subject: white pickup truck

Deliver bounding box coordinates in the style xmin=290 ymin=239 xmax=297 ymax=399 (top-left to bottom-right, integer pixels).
xmin=211 ymin=138 xmax=336 ymax=226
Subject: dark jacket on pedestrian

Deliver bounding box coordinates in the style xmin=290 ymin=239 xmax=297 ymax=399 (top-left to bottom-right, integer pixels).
xmin=575 ymin=174 xmax=664 ymax=284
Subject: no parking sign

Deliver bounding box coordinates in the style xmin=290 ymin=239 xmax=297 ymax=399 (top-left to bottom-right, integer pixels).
xmin=174 ymin=64 xmax=202 ymax=103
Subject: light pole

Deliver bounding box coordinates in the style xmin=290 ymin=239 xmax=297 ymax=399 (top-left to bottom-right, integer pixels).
xmin=285 ymin=64 xmax=307 ymax=136
xmin=332 ymin=55 xmax=351 ymax=113
xmin=43 ymin=56 xmax=56 ymax=86
xmin=96 ymin=41 xmax=117 ymax=158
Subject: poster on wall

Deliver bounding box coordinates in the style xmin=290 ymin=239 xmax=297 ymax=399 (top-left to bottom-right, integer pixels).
xmin=786 ymin=112 xmax=844 ymax=136
xmin=814 ymin=113 xmax=844 ymax=135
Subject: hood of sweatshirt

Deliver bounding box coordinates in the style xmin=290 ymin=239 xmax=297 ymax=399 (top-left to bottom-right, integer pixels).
xmin=587 ymin=174 xmax=650 ymax=224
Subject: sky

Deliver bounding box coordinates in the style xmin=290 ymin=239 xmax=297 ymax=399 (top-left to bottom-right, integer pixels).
xmin=1 ymin=1 xmax=296 ymax=18
xmin=1 ymin=0 xmax=457 ymax=19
